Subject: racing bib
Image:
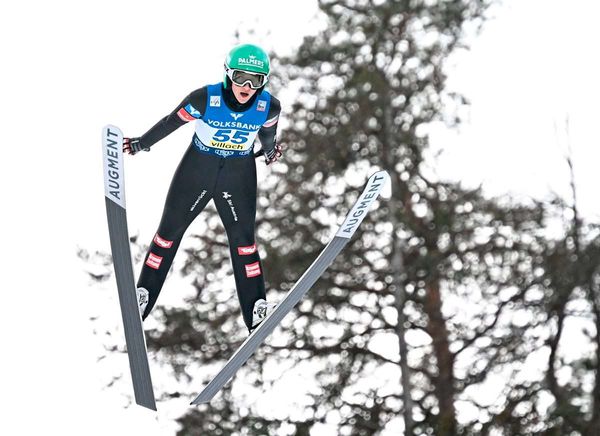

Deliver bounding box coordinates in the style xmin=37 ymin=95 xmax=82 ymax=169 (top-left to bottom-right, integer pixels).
xmin=193 ymin=83 xmax=271 ymax=158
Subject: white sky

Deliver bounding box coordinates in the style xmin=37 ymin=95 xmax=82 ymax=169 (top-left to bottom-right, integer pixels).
xmin=1 ymin=0 xmax=599 ymax=435
xmin=433 ymin=0 xmax=600 ymax=218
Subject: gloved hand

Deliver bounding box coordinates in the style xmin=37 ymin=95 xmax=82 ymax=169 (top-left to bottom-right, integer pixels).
xmin=263 ymin=143 xmax=282 ymax=165
xmin=123 ymin=137 xmax=151 ymax=155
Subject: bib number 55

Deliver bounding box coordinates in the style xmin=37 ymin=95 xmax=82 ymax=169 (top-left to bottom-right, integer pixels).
xmin=213 ymin=129 xmax=250 ymax=144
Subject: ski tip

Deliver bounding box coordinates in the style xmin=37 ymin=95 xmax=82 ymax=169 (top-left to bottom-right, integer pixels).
xmin=102 ymin=124 xmax=123 ymax=135
xmin=374 ymin=171 xmax=392 ymax=199
xmin=367 ymin=170 xmax=391 ymax=199
xmin=335 ymin=170 xmax=390 ymax=239
xmin=102 ymin=124 xmax=127 ymax=209
xmin=368 ymin=170 xmax=390 ymax=185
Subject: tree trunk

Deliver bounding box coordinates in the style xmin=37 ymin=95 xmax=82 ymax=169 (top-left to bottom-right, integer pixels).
xmin=392 ymin=228 xmax=415 ymax=435
xmin=585 ymin=288 xmax=600 ymax=436
xmin=424 ymin=280 xmax=457 ymax=435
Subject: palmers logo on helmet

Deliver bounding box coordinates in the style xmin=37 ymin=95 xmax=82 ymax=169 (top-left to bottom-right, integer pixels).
xmin=238 ymin=55 xmax=265 ymax=69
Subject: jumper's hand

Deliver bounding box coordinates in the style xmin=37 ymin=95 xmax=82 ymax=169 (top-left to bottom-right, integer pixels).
xmin=123 ymin=137 xmax=150 ymax=155
xmin=263 ymin=143 xmax=283 ymax=165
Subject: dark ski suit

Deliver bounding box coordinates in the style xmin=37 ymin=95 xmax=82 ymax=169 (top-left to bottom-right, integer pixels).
xmin=135 ymin=82 xmax=280 ymax=330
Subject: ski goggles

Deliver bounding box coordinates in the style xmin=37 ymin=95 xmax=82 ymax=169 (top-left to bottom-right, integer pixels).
xmin=226 ymin=68 xmax=268 ymax=89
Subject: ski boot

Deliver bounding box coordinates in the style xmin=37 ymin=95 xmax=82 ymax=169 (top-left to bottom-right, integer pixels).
xmin=251 ymin=299 xmax=277 ymax=329
xmin=136 ymin=287 xmax=149 ymax=318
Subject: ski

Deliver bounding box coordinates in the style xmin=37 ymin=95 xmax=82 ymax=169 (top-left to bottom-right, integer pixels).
xmin=191 ymin=170 xmax=390 ymax=405
xmin=102 ymin=125 xmax=157 ymax=411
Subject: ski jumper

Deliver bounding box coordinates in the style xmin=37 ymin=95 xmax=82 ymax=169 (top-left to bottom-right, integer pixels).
xmin=136 ymin=83 xmax=281 ymax=331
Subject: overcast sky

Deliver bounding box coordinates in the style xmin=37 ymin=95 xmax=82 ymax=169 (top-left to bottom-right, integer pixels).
xmin=1 ymin=0 xmax=599 ymax=434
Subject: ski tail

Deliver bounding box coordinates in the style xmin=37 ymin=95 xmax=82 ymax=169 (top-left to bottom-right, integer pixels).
xmin=191 ymin=170 xmax=390 ymax=405
xmin=102 ymin=125 xmax=157 ymax=411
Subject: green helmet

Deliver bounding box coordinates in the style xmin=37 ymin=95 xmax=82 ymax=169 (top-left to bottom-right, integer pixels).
xmin=224 ymin=44 xmax=270 ymax=88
